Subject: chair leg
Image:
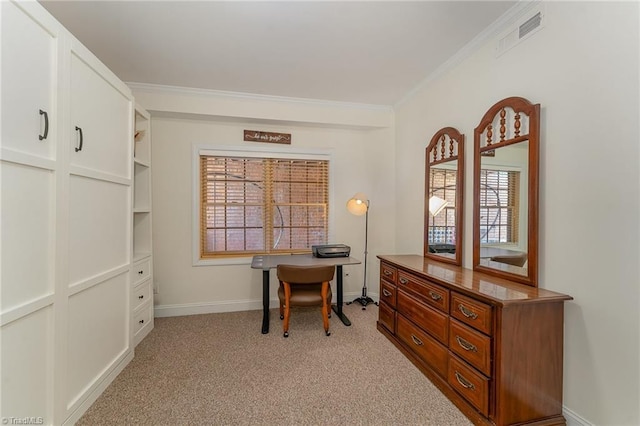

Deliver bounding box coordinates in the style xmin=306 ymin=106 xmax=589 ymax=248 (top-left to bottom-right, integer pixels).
xmin=279 ymin=301 xmax=284 ymax=320
xmin=283 ymin=283 xmax=291 ymax=337
xmin=321 ymin=282 xmax=330 ymax=336
xmin=283 ymin=305 xmax=290 ymax=337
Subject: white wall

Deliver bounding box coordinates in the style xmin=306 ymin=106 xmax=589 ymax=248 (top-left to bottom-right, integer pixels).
xmin=132 ymin=88 xmax=397 ymax=316
xmin=394 ymin=2 xmax=639 ymax=425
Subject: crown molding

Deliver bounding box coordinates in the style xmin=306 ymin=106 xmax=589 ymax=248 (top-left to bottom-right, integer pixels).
xmin=394 ymin=0 xmax=541 ymax=108
xmin=126 ymin=82 xmax=393 ymax=113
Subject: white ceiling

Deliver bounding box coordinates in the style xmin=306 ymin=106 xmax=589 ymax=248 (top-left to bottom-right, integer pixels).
xmin=40 ymin=1 xmax=516 ymax=106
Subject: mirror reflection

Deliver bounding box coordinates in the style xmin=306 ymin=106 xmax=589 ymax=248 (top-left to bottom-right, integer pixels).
xmin=428 ymin=162 xmax=458 ymax=257
xmin=478 ymin=142 xmax=528 ymax=275
xmin=473 ymin=96 xmax=539 ymax=286
xmin=424 ymin=127 xmax=464 ymax=266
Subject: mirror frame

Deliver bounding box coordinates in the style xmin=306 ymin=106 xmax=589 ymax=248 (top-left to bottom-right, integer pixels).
xmin=424 ymin=127 xmax=464 ymax=266
xmin=473 ymin=96 xmax=540 ymax=286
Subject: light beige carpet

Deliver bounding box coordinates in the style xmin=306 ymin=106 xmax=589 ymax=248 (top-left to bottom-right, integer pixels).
xmin=77 ymin=304 xmax=472 ymax=425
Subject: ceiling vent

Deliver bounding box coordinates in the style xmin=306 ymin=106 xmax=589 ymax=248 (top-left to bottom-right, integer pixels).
xmin=496 ymin=5 xmax=545 ymax=57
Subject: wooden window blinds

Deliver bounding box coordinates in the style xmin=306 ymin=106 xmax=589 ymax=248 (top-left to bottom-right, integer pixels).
xmin=200 ymin=155 xmax=329 ymax=258
xmin=479 ymin=169 xmax=520 ymax=244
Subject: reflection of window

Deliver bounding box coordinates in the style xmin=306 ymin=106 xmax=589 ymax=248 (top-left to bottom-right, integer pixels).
xmin=428 ymin=168 xmax=457 ymax=244
xmin=479 ymin=169 xmax=519 ymax=244
xmin=199 ymin=155 xmax=329 ymax=258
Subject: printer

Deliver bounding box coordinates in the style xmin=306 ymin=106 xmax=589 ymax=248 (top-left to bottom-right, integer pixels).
xmin=312 ymin=244 xmax=351 ymax=258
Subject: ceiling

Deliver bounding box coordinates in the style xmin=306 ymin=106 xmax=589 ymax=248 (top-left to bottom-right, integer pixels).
xmin=40 ymin=1 xmax=516 ymax=106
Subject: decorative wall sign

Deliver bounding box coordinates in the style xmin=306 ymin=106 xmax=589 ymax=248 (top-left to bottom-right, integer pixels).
xmin=244 ymin=130 xmax=291 ymax=144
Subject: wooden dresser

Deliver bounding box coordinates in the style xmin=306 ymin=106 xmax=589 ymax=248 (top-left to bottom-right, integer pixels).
xmin=377 ymin=255 xmax=572 ymax=426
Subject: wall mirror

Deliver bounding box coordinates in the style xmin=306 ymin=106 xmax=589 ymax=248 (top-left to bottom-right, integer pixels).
xmin=473 ymin=96 xmax=539 ymax=286
xmin=424 ymin=127 xmax=464 ymax=266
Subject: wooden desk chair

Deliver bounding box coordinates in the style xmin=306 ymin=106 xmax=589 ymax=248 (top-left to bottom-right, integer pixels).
xmin=277 ymin=264 xmax=335 ymax=338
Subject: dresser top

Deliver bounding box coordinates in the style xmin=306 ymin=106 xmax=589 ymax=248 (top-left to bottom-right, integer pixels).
xmin=378 ymin=254 xmax=572 ymax=305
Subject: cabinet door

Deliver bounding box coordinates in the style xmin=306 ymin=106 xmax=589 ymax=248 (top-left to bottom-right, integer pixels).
xmin=1 ymin=162 xmax=55 ymax=311
xmin=68 ymin=175 xmax=130 ymax=286
xmin=1 ymin=1 xmax=58 ymax=159
xmin=69 ymin=45 xmax=132 ymax=178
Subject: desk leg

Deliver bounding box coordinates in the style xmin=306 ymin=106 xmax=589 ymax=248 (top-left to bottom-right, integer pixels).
xmin=331 ymin=265 xmax=351 ymax=326
xmin=261 ymin=270 xmax=270 ymax=334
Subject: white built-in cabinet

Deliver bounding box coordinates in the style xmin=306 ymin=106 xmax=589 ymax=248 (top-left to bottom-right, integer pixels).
xmin=0 ymin=1 xmax=146 ymax=424
xmin=132 ymin=105 xmax=154 ymax=345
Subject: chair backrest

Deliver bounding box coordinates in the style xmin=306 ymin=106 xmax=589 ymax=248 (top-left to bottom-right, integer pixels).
xmin=277 ymin=264 xmax=335 ymax=284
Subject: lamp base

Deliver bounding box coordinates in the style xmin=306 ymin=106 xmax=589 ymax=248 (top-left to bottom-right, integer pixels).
xmin=347 ymin=296 xmax=378 ymax=310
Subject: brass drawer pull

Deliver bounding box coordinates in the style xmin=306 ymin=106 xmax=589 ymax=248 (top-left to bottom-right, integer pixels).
xmin=382 ymin=289 xmax=392 ymax=297
xmin=459 ymin=304 xmax=478 ymax=319
xmin=455 ymin=336 xmax=478 ymax=352
xmin=410 ymin=334 xmax=424 ymax=346
xmin=454 ymin=371 xmax=475 ymax=390
xmin=399 ymin=277 xmax=408 ymax=285
xmin=429 ymin=291 xmax=442 ymax=301
xmin=383 ymin=270 xmax=392 ymax=276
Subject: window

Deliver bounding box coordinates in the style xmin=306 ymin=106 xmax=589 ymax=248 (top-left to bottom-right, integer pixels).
xmin=479 ymin=169 xmax=520 ymax=244
xmin=428 ymin=168 xmax=457 ymax=244
xmin=199 ymin=153 xmax=329 ymax=258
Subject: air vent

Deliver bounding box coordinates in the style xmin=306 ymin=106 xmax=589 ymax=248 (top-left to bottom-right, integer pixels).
xmin=519 ymin=12 xmax=542 ymax=38
xmin=496 ymin=6 xmax=545 ymax=57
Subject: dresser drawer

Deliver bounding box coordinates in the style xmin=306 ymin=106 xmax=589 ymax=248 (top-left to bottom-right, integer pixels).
xmin=397 ymin=271 xmax=449 ymax=313
xmin=397 ymin=290 xmax=448 ymax=344
xmin=132 ymin=258 xmax=151 ymax=286
xmin=380 ymin=280 xmax=397 ymax=308
xmin=380 ymin=262 xmax=397 ymax=285
xmin=133 ymin=279 xmax=152 ymax=312
xmin=450 ymin=292 xmax=492 ymax=335
xmin=378 ymin=300 xmax=395 ymax=333
xmin=449 ymin=319 xmax=491 ymax=376
xmin=448 ymin=355 xmax=490 ymax=416
xmin=397 ymin=315 xmax=448 ymax=378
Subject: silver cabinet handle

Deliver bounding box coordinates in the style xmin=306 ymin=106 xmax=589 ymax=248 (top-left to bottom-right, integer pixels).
xmin=429 ymin=291 xmax=442 ymax=301
xmin=399 ymin=277 xmax=408 ymax=284
xmin=410 ymin=334 xmax=423 ymax=346
xmin=455 ymin=336 xmax=478 ymax=352
xmin=459 ymin=304 xmax=478 ymax=319
xmin=383 ymin=270 xmax=392 ymax=276
xmin=382 ymin=289 xmax=392 ymax=297
xmin=454 ymin=371 xmax=475 ymax=390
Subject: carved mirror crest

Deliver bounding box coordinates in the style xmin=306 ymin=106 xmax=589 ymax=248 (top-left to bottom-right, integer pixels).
xmin=425 ymin=127 xmax=464 ymax=266
xmin=473 ymin=97 xmax=539 ymax=286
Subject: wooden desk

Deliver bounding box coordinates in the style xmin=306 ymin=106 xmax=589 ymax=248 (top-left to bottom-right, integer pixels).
xmin=251 ymin=254 xmax=361 ymax=334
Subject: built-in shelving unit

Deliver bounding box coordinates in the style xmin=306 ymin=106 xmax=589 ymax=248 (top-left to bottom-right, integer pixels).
xmin=132 ymin=105 xmax=154 ymax=346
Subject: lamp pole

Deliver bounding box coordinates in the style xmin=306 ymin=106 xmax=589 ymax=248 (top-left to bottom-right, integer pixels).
xmin=348 ymin=198 xmax=377 ymax=309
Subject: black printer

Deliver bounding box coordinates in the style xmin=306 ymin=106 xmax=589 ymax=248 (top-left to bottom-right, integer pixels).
xmin=312 ymin=244 xmax=351 ymax=258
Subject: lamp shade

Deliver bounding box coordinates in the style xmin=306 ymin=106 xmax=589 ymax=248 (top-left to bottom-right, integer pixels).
xmin=347 ymin=192 xmax=368 ymax=216
xmin=429 ymin=195 xmax=448 ymax=216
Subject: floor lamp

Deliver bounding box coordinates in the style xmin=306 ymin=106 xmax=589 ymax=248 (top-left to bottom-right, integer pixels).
xmin=346 ymin=193 xmax=377 ymax=309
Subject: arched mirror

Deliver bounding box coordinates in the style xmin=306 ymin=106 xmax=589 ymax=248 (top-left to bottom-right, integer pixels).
xmin=424 ymin=127 xmax=464 ymax=266
xmin=473 ymin=96 xmax=539 ymax=286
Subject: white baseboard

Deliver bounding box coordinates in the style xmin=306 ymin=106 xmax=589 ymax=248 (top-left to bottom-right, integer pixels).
xmin=63 ymin=350 xmax=134 ymax=425
xmin=564 ymin=406 xmax=592 ymax=426
xmin=154 ymin=291 xmax=371 ymax=318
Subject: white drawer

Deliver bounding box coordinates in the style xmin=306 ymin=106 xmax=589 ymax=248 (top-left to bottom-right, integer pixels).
xmin=132 ymin=258 xmax=151 ymax=285
xmin=133 ymin=303 xmax=153 ymax=345
xmin=133 ymin=280 xmax=152 ymax=312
